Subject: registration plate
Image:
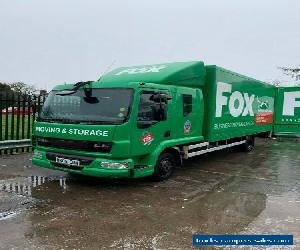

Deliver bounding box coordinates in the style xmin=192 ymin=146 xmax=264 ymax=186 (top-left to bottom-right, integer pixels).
xmin=55 ymin=156 xmax=81 ymax=167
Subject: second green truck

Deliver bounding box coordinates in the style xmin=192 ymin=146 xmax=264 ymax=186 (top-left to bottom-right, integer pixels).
xmin=274 ymin=86 xmax=300 ymax=138
xmin=32 ymin=61 xmax=276 ymax=180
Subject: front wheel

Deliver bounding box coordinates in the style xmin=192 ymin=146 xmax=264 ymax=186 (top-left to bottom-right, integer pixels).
xmin=151 ymin=153 xmax=176 ymax=181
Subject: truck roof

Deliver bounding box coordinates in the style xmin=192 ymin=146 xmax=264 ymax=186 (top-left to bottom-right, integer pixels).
xmin=98 ymin=61 xmax=206 ymax=87
xmin=52 ymin=61 xmax=272 ymax=90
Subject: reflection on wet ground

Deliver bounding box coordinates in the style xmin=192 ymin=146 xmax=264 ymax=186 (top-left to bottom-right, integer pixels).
xmin=0 ymin=138 xmax=299 ymax=249
xmin=0 ymin=176 xmax=64 ymax=197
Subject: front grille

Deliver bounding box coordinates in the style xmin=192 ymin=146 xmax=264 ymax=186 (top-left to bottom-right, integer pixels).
xmin=36 ymin=137 xmax=112 ymax=153
xmin=51 ymin=162 xmax=84 ymax=171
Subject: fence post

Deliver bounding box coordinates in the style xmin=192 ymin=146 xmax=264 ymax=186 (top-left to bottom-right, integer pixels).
xmin=10 ymin=93 xmax=15 ymax=154
xmin=16 ymin=94 xmax=21 ymax=141
xmin=4 ymin=93 xmax=9 ymax=154
xmin=0 ymin=93 xmax=2 ymax=142
xmin=21 ymin=94 xmax=26 ymax=152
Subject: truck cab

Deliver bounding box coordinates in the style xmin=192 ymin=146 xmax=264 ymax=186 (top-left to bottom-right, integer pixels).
xmin=32 ymin=62 xmax=205 ymax=180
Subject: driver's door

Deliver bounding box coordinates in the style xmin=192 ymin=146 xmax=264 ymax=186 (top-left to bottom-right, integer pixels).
xmin=131 ymin=90 xmax=172 ymax=157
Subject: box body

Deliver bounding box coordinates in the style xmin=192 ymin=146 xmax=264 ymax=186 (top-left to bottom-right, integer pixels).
xmin=203 ymin=66 xmax=275 ymax=142
xmin=274 ymin=87 xmax=300 ymax=137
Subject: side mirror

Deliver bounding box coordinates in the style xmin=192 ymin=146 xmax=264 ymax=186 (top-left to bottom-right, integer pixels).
xmin=153 ymin=104 xmax=167 ymax=121
xmin=56 ymin=90 xmax=76 ymax=96
xmin=150 ymin=93 xmax=172 ymax=103
xmin=83 ymin=96 xmax=99 ymax=104
xmin=163 ymin=94 xmax=172 ymax=101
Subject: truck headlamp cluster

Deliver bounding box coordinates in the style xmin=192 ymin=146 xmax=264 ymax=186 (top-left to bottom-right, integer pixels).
xmin=100 ymin=162 xmax=130 ymax=169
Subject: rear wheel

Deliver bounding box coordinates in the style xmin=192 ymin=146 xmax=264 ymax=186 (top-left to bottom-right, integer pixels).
xmin=240 ymin=136 xmax=255 ymax=152
xmin=151 ymin=153 xmax=176 ymax=181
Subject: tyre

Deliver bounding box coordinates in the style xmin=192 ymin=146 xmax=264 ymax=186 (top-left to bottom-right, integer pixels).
xmin=240 ymin=136 xmax=255 ymax=152
xmin=151 ymin=153 xmax=176 ymax=181
xmin=257 ymin=131 xmax=272 ymax=138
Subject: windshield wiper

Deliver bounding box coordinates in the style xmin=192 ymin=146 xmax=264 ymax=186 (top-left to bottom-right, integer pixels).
xmin=37 ymin=118 xmax=57 ymax=123
xmin=56 ymin=81 xmax=94 ymax=96
xmin=78 ymin=120 xmax=106 ymax=125
xmin=38 ymin=118 xmax=80 ymax=124
xmin=38 ymin=118 xmax=121 ymax=125
xmin=78 ymin=120 xmax=121 ymax=125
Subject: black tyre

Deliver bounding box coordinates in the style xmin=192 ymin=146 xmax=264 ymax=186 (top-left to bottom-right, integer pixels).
xmin=240 ymin=136 xmax=255 ymax=152
xmin=152 ymin=153 xmax=176 ymax=181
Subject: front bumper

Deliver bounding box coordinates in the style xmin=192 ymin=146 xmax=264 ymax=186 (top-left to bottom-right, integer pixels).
xmin=32 ymin=149 xmax=154 ymax=178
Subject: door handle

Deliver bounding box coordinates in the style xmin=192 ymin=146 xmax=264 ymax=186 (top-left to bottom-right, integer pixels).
xmin=164 ymin=131 xmax=171 ymax=138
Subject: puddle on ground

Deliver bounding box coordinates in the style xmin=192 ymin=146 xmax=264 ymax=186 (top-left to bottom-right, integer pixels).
xmin=0 ymin=211 xmax=17 ymax=220
xmin=0 ymin=176 xmax=68 ymax=224
xmin=0 ymin=176 xmax=67 ymax=197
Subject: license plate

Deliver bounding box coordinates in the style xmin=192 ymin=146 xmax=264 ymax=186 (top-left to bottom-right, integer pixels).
xmin=55 ymin=156 xmax=81 ymax=167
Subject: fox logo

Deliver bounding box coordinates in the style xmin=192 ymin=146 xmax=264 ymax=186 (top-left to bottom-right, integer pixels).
xmin=216 ymin=82 xmax=255 ymax=118
xmin=115 ymin=65 xmax=167 ymax=76
xmin=282 ymin=91 xmax=300 ymax=116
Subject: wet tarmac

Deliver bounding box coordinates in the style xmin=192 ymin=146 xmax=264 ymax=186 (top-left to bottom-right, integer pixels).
xmin=0 ymin=138 xmax=299 ymax=249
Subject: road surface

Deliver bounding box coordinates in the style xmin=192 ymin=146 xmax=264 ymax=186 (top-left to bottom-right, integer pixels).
xmin=0 ymin=138 xmax=299 ymax=249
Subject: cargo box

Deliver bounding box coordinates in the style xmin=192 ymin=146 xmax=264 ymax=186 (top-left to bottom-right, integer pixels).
xmin=274 ymin=86 xmax=300 ymax=137
xmin=203 ymin=66 xmax=275 ymax=142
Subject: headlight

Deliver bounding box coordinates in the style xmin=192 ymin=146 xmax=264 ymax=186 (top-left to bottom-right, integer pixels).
xmin=100 ymin=162 xmax=130 ymax=169
xmin=33 ymin=151 xmax=43 ymax=159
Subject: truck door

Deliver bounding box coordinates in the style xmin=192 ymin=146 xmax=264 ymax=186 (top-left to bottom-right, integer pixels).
xmin=131 ymin=90 xmax=172 ymax=156
xmin=174 ymin=88 xmax=203 ymax=139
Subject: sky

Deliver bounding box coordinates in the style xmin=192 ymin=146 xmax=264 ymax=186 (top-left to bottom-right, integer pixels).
xmin=0 ymin=0 xmax=299 ymax=90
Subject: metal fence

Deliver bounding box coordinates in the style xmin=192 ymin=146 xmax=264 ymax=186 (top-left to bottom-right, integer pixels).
xmin=0 ymin=93 xmax=46 ymax=154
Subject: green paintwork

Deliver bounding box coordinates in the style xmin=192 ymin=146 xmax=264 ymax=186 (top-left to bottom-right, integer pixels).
xmin=99 ymin=61 xmax=206 ymax=87
xmin=204 ymin=66 xmax=275 ymax=142
xmin=274 ymin=87 xmax=300 ymax=137
xmin=32 ymin=61 xmax=275 ymax=178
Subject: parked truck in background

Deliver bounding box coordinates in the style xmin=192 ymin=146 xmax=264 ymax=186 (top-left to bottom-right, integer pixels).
xmin=32 ymin=61 xmax=275 ymax=180
xmin=274 ymin=86 xmax=300 ymax=138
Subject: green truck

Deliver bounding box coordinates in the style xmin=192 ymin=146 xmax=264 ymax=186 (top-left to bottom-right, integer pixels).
xmin=32 ymin=61 xmax=275 ymax=180
xmin=274 ymin=86 xmax=300 ymax=138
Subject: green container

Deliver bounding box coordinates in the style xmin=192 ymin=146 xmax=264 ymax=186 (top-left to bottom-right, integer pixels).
xmin=203 ymin=65 xmax=275 ymax=141
xmin=274 ymin=87 xmax=300 ymax=137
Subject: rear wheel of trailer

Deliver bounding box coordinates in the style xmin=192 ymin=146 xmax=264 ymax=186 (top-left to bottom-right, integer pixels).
xmin=234 ymin=135 xmax=255 ymax=152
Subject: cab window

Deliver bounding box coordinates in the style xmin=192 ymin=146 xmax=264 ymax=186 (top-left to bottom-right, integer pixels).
xmin=138 ymin=92 xmax=157 ymax=122
xmin=183 ymin=94 xmax=192 ymax=116
xmin=137 ymin=91 xmax=168 ymax=128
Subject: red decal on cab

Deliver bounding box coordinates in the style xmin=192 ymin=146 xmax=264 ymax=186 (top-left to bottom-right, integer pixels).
xmin=140 ymin=133 xmax=154 ymax=145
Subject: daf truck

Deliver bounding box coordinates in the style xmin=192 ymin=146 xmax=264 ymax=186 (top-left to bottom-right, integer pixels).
xmin=32 ymin=61 xmax=275 ymax=180
xmin=274 ymin=86 xmax=300 ymax=138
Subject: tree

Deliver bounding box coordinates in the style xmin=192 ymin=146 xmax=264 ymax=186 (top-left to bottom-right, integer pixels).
xmin=271 ymin=79 xmax=282 ymax=87
xmin=9 ymin=82 xmax=36 ymax=95
xmin=0 ymin=82 xmax=14 ymax=95
xmin=278 ymin=66 xmax=300 ymax=84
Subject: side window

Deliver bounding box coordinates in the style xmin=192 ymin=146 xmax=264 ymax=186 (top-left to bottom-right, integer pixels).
xmin=138 ymin=92 xmax=156 ymax=122
xmin=183 ymin=94 xmax=192 ymax=116
xmin=137 ymin=91 xmax=168 ymax=125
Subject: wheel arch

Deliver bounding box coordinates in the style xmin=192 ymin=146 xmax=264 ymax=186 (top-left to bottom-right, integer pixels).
xmin=160 ymin=147 xmax=182 ymax=166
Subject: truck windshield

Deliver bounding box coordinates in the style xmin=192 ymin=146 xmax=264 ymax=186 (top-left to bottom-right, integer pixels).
xmin=39 ymin=88 xmax=133 ymax=125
